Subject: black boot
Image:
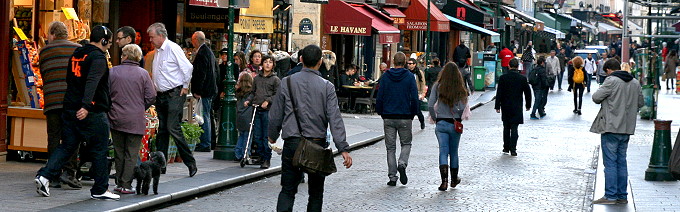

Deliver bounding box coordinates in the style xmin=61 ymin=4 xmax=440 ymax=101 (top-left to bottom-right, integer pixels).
xmin=438 ymin=165 xmax=448 ymax=191
xmin=450 ymin=168 xmax=461 ymax=188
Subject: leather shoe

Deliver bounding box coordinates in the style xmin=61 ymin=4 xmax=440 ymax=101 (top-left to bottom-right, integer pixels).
xmin=260 ymin=160 xmax=270 ymax=169
xmin=161 ymin=168 xmax=166 ymax=174
xmin=188 ymin=164 xmax=198 ymax=177
xmin=387 ymin=180 xmax=397 ymax=186
xmin=397 ymin=166 xmax=408 ymax=185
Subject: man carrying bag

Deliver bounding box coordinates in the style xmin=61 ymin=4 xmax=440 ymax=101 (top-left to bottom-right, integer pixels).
xmin=268 ymin=44 xmax=353 ymax=212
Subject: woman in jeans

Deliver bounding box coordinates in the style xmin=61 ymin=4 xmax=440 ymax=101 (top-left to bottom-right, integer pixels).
xmin=428 ymin=62 xmax=469 ymax=191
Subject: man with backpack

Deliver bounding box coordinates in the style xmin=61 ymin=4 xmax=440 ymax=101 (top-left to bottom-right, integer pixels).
xmin=528 ymin=56 xmax=549 ymax=119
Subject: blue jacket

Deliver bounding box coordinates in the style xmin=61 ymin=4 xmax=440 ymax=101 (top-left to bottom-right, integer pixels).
xmin=376 ymin=67 xmax=419 ymax=119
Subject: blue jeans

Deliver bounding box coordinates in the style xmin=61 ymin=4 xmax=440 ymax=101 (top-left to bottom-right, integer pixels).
xmin=38 ymin=110 xmax=110 ymax=195
xmin=197 ymin=97 xmax=213 ymax=150
xmin=435 ymin=121 xmax=461 ymax=168
xmin=253 ymin=110 xmax=272 ymax=161
xmin=531 ymin=88 xmax=547 ymax=116
xmin=234 ymin=130 xmax=250 ymax=160
xmin=601 ymin=133 xmax=630 ymax=200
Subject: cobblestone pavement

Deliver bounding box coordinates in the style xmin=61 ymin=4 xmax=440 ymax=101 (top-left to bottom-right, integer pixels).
xmin=159 ymin=86 xmax=609 ymax=212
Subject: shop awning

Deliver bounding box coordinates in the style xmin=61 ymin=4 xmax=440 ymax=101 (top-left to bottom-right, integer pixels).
xmin=552 ymin=12 xmax=597 ymax=30
xmin=598 ymin=22 xmax=622 ymax=35
xmin=535 ymin=12 xmax=559 ymax=30
xmin=441 ymin=0 xmax=488 ymax=26
xmin=444 ymin=14 xmax=500 ymax=42
xmin=543 ymin=26 xmax=566 ymax=39
xmin=234 ymin=0 xmax=274 ymax=33
xmin=323 ymin=1 xmax=401 ymax=43
xmin=627 ymin=20 xmax=642 ymax=31
xmin=502 ymin=6 xmax=544 ymax=31
xmin=400 ymin=0 xmax=450 ymax=32
xmin=382 ymin=7 xmax=406 ymax=25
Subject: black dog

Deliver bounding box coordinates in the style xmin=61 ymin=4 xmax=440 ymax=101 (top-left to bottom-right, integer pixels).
xmin=134 ymin=151 xmax=166 ymax=195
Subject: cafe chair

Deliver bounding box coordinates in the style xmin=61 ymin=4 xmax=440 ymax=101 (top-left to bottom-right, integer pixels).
xmin=337 ymin=96 xmax=350 ymax=111
xmin=353 ymin=84 xmax=378 ymax=114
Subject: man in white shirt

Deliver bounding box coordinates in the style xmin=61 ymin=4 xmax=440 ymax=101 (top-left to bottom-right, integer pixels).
xmin=147 ymin=22 xmax=197 ymax=177
xmin=545 ymin=50 xmax=560 ymax=91
xmin=584 ymin=53 xmax=597 ymax=92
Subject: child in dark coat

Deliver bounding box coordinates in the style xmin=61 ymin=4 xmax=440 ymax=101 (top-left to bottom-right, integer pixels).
xmin=234 ymin=74 xmax=254 ymax=161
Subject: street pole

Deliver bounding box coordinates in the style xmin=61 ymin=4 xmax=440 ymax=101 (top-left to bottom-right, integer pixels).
xmin=214 ymin=0 xmax=238 ymax=160
xmin=426 ymin=0 xmax=431 ymax=68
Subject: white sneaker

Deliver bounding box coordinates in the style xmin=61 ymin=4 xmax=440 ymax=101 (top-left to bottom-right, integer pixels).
xmin=91 ymin=190 xmax=120 ymax=201
xmin=35 ymin=176 xmax=50 ymax=197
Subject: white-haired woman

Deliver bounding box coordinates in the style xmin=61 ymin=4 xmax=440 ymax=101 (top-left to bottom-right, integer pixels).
xmin=109 ymin=44 xmax=157 ymax=194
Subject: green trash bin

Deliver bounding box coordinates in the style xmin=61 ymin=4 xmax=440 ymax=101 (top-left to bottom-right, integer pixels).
xmin=473 ymin=66 xmax=486 ymax=91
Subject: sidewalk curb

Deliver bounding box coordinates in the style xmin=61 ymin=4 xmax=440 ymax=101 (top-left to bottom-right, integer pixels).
xmin=113 ymin=94 xmax=494 ymax=211
xmin=110 ymin=134 xmax=385 ymax=212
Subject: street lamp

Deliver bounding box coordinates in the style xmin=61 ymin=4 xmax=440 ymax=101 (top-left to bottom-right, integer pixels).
xmin=214 ymin=0 xmax=238 ymax=160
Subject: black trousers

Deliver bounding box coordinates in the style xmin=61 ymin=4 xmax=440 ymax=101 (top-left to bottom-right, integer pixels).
xmin=45 ymin=109 xmax=79 ymax=177
xmin=503 ymin=123 xmax=519 ymax=151
xmin=277 ymin=138 xmax=327 ymax=212
xmin=572 ymin=84 xmax=585 ymax=110
xmin=156 ymin=87 xmax=196 ymax=167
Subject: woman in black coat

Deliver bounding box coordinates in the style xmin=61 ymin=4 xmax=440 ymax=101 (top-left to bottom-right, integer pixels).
xmin=494 ymin=58 xmax=532 ymax=156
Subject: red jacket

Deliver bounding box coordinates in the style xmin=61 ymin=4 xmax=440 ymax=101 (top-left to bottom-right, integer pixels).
xmin=500 ymin=48 xmax=514 ymax=67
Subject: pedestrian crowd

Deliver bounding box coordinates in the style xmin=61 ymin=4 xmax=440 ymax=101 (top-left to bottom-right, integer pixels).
xmin=31 ymin=19 xmax=668 ymax=211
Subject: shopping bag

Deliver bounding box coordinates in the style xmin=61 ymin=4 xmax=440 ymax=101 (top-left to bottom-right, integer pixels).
xmin=193 ymin=98 xmax=204 ymax=125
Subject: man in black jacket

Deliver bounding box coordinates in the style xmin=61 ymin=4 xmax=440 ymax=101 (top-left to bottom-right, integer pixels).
xmin=191 ymin=31 xmax=218 ymax=152
xmin=36 ymin=26 xmax=120 ymax=200
xmin=529 ymin=56 xmax=549 ymax=119
xmin=495 ymin=58 xmax=532 ymax=156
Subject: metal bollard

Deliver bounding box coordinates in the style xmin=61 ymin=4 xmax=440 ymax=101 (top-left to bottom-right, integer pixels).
xmin=645 ymin=120 xmax=676 ymax=181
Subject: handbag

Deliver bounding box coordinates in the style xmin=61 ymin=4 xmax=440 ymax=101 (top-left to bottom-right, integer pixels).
xmin=434 ymin=98 xmax=464 ymax=134
xmin=287 ymin=77 xmax=337 ymax=176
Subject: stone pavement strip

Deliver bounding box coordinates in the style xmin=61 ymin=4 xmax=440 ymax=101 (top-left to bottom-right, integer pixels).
xmin=0 ymin=90 xmax=494 ymax=212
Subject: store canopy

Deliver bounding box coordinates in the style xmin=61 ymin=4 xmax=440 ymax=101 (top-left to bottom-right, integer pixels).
xmin=543 ymin=26 xmax=566 ymax=39
xmin=598 ymin=22 xmax=622 ymax=35
xmin=444 ymin=14 xmax=500 ymax=42
xmin=323 ymin=1 xmax=401 ymax=43
xmin=627 ymin=20 xmax=642 ymax=31
xmin=535 ymin=12 xmax=559 ymax=30
xmin=400 ymin=0 xmax=450 ymax=32
xmin=382 ymin=7 xmax=406 ymax=25
xmin=551 ymin=12 xmax=597 ymax=31
xmin=234 ymin=0 xmax=273 ymax=33
xmin=502 ymin=5 xmax=544 ymax=31
xmin=441 ymin=0 xmax=488 ymax=26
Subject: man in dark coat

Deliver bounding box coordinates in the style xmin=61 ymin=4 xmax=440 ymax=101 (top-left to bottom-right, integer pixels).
xmin=529 ymin=56 xmax=549 ymax=119
xmin=452 ymin=42 xmax=471 ymax=69
xmin=191 ymin=31 xmax=218 ymax=152
xmin=494 ymin=58 xmax=532 ymax=156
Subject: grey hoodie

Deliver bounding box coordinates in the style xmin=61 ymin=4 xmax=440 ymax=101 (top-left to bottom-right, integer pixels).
xmin=590 ymin=71 xmax=643 ymax=135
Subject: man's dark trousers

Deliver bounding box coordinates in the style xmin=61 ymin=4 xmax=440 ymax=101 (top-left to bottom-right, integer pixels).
xmin=38 ymin=110 xmax=110 ymax=195
xmin=45 ymin=108 xmax=79 ymax=177
xmin=156 ymin=86 xmax=196 ymax=167
xmin=503 ymin=123 xmax=519 ymax=151
xmin=277 ymin=138 xmax=327 ymax=212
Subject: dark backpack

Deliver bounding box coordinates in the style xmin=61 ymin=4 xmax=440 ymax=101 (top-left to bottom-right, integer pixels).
xmin=528 ymin=68 xmax=539 ymax=86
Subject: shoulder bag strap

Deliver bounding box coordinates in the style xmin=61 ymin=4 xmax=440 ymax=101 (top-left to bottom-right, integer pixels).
xmin=287 ymin=77 xmax=305 ymax=138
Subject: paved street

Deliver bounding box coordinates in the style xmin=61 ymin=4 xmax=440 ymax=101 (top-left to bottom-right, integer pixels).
xmin=159 ymin=83 xmax=618 ymax=211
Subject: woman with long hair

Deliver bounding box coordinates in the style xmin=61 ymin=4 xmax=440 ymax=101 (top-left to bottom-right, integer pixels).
xmin=428 ymin=62 xmax=469 ymax=191
xmin=568 ymin=56 xmax=586 ymax=115
xmin=664 ymin=50 xmax=679 ymax=90
xmin=234 ymin=51 xmax=248 ymax=80
xmin=407 ymin=58 xmax=427 ymax=129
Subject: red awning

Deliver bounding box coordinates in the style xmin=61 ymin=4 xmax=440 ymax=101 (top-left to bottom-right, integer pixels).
xmin=400 ymin=0 xmax=450 ymax=32
xmin=323 ymin=1 xmax=401 ymax=43
xmin=383 ymin=7 xmax=406 ymax=25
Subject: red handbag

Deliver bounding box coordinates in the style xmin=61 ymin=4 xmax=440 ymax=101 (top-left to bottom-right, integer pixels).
xmin=454 ymin=120 xmax=463 ymax=134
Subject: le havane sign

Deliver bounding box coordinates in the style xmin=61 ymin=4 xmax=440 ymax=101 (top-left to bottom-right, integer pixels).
xmin=329 ymin=25 xmax=368 ymax=35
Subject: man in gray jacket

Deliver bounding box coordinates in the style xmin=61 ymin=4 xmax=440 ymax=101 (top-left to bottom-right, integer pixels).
xmin=591 ymin=59 xmax=643 ymax=205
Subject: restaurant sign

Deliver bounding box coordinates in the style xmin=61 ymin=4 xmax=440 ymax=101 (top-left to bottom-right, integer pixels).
xmin=325 ymin=24 xmax=371 ymax=36
xmin=404 ymin=21 xmax=449 ymax=31
xmin=189 ymin=0 xmax=249 ymax=8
